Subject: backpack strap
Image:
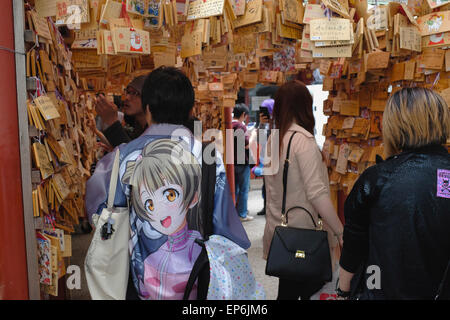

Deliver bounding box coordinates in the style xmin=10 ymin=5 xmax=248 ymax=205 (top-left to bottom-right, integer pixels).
xmin=201 ymin=142 xmax=216 ymax=239
xmin=183 ymin=239 xmax=210 ymax=300
xmin=183 ymin=142 xmax=217 ymax=300
xmin=185 ymin=142 xmax=216 ymax=239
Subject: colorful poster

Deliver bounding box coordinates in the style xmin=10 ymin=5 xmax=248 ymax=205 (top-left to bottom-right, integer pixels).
xmin=37 ymin=233 xmax=52 ymax=285
xmin=273 ymin=46 xmax=296 ymax=72
xmin=259 ymin=56 xmax=274 ymax=71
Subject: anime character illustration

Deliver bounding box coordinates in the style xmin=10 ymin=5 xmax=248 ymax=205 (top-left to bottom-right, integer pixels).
xmin=37 ymin=233 xmax=52 ymax=285
xmin=283 ymin=0 xmax=299 ymax=23
xmin=122 ymin=139 xmax=202 ymax=300
xmin=429 ymin=32 xmax=445 ymax=45
xmin=148 ymin=0 xmax=160 ymax=16
xmin=426 ymin=14 xmax=444 ymax=33
xmin=130 ymin=30 xmax=143 ymax=52
xmin=370 ymin=112 xmax=383 ymax=135
xmin=127 ymin=0 xmax=146 ymax=15
xmin=429 ymin=0 xmax=448 ymax=8
xmin=80 ymin=38 xmax=97 ymax=49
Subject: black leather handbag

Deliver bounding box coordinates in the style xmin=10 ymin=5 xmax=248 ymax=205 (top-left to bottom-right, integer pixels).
xmin=265 ymin=132 xmax=332 ymax=283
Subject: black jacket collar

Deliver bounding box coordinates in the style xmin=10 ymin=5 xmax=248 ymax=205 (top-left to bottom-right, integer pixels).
xmin=388 ymin=144 xmax=448 ymax=161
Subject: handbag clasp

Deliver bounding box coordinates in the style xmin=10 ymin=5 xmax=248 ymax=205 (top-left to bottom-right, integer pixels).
xmin=317 ymin=219 xmax=323 ymax=231
xmin=295 ymin=250 xmax=305 ymax=258
xmin=281 ymin=214 xmax=288 ymax=227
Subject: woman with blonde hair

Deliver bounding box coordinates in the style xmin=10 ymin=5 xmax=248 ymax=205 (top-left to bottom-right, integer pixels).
xmin=337 ymin=87 xmax=450 ymax=300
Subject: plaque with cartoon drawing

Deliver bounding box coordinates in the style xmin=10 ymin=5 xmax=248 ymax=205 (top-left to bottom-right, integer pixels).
xmin=418 ymin=11 xmax=450 ymax=37
xmin=426 ymin=0 xmax=450 ymax=9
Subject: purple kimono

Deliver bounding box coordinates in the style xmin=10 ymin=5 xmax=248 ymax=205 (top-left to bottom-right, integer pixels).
xmin=141 ymin=224 xmax=201 ymax=300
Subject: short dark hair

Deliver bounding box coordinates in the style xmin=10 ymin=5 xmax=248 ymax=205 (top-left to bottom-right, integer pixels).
xmin=141 ymin=67 xmax=195 ymax=125
xmin=233 ymin=103 xmax=249 ymax=118
xmin=236 ymin=88 xmax=246 ymax=104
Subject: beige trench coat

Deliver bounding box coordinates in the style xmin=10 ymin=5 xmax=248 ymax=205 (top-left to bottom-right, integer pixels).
xmin=262 ymin=123 xmax=338 ymax=265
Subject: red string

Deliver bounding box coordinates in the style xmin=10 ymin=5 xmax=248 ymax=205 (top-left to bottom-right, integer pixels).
xmin=120 ymin=0 xmax=133 ymax=28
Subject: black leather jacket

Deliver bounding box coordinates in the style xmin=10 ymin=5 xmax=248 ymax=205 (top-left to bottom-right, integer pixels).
xmin=340 ymin=144 xmax=450 ymax=299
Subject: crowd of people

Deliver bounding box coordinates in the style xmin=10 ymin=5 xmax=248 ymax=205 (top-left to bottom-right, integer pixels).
xmin=87 ymin=66 xmax=450 ymax=300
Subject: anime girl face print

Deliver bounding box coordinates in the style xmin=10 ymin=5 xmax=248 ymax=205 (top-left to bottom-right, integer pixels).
xmin=130 ymin=30 xmax=143 ymax=52
xmin=123 ymin=138 xmax=201 ymax=234
xmin=139 ymin=182 xmax=187 ymax=235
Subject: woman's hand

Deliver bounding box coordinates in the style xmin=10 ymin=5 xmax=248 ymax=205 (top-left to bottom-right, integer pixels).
xmin=336 ymin=232 xmax=344 ymax=248
xmin=311 ymin=195 xmax=344 ymax=245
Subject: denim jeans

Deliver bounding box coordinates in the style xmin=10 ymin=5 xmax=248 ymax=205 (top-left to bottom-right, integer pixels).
xmin=234 ymin=165 xmax=250 ymax=218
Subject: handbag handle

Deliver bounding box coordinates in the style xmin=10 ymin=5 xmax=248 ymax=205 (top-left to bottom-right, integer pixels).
xmin=281 ymin=132 xmax=322 ymax=230
xmin=281 ymin=132 xmax=296 ymax=221
xmin=107 ymin=149 xmax=121 ymax=209
xmin=285 ymin=206 xmax=319 ymax=229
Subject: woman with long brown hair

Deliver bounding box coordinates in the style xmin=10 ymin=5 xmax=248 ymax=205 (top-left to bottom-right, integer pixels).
xmin=263 ymin=80 xmax=344 ymax=300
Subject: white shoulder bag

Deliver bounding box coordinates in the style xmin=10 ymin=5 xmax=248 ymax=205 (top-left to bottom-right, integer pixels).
xmin=85 ymin=149 xmax=130 ymax=300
